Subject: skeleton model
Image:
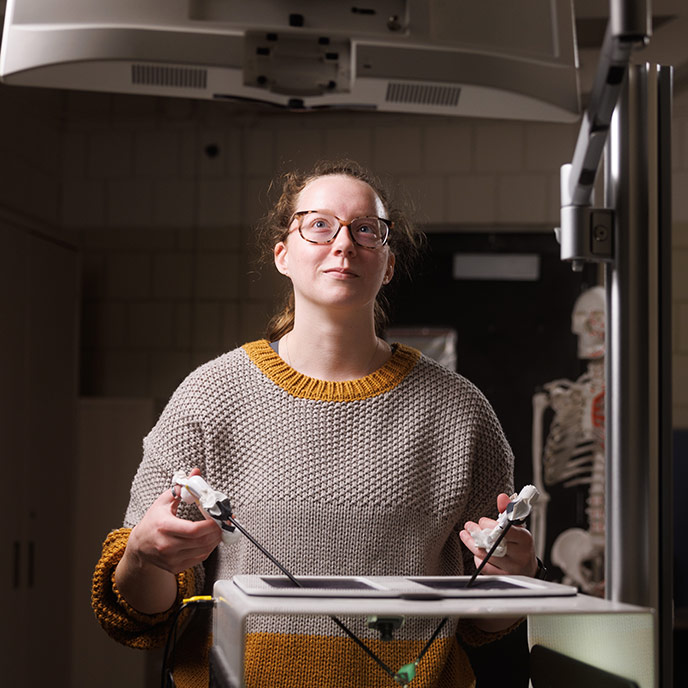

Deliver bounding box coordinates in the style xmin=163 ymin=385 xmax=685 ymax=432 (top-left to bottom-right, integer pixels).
xmin=531 ymin=286 xmax=605 ymax=595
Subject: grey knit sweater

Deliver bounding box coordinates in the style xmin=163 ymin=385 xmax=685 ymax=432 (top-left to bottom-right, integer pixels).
xmin=114 ymin=339 xmax=515 ymax=687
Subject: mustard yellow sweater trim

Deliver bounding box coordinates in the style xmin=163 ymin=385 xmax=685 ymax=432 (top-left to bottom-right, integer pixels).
xmin=244 ymin=632 xmax=474 ymax=688
xmin=91 ymin=527 xmax=197 ymax=650
xmin=242 ymin=339 xmax=421 ymax=401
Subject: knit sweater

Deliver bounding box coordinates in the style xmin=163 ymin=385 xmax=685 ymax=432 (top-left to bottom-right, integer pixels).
xmin=92 ymin=339 xmax=515 ymax=688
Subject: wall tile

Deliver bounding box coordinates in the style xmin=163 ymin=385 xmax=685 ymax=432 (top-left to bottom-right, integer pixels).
xmin=374 ymin=125 xmax=422 ymax=175
xmin=240 ymin=300 xmax=275 ymax=344
xmin=81 ymin=301 xmax=127 ymax=348
xmin=153 ymin=179 xmax=196 ymax=227
xmin=64 ymin=91 xmax=113 ymax=120
xmin=100 ymin=351 xmax=150 ymax=397
xmin=106 ymin=253 xmax=152 ymax=299
xmin=547 ymin=172 xmax=562 ymax=225
xmin=150 ymin=351 xmax=193 ymax=402
xmin=61 ymin=130 xmax=88 ymax=179
xmin=106 ymin=179 xmax=154 ymax=227
xmin=197 ymin=128 xmax=229 ymax=178
xmin=422 ymin=124 xmax=472 ymax=173
xmin=88 ymin=130 xmax=133 ymax=179
xmin=110 ymin=93 xmax=158 ymax=120
xmin=175 ymin=303 xmax=192 ymax=349
xmin=61 ymin=179 xmax=106 ymax=227
xmin=275 ymin=127 xmax=325 ymax=170
xmin=398 ymin=174 xmax=446 ymax=225
xmin=127 ymin=302 xmax=177 ymax=348
xmin=497 ymin=174 xmax=549 ymax=224
xmin=220 ymin=302 xmax=242 ymax=349
xmin=26 ymin=120 xmax=61 ymax=174
xmin=324 ymin=127 xmax=374 ymax=167
xmin=80 ymin=252 xmax=108 ymax=301
xmin=197 ymin=225 xmax=242 ymax=251
xmin=446 ymin=174 xmax=497 ymax=223
xmin=195 ymin=252 xmax=240 ymax=299
xmin=160 ymin=98 xmax=198 ymax=122
xmin=225 ymin=128 xmax=243 ymax=177
xmin=524 ymin=122 xmax=577 ymax=172
xmin=29 ymin=168 xmax=60 ymax=225
xmin=0 ymin=156 xmax=34 ymax=214
xmin=243 ymin=261 xmax=285 ymax=301
xmin=134 ymin=129 xmax=182 ymax=178
xmin=190 ymin=349 xmax=225 ymax=370
xmin=192 ymin=302 xmax=222 ymax=349
xmin=241 ymin=176 xmax=272 ymax=226
xmin=244 ymin=129 xmax=275 ymax=176
xmin=196 ymin=178 xmax=241 ymax=227
xmin=153 ymin=253 xmax=193 ymax=299
xmin=474 ymin=121 xmax=525 ymax=172
xmin=165 ymin=125 xmax=198 ymax=180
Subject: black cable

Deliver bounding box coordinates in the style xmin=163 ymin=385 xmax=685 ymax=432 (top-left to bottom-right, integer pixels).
xmin=417 ymin=616 xmax=448 ymax=662
xmin=227 ymin=515 xmax=302 ymax=587
xmin=161 ymin=602 xmax=188 ymax=688
xmin=161 ymin=598 xmax=215 ymax=688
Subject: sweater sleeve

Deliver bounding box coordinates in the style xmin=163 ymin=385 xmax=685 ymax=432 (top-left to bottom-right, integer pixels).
xmin=456 ymin=382 xmax=515 ymax=577
xmin=91 ymin=528 xmax=199 ymax=649
xmin=124 ymin=369 xmax=212 ymax=530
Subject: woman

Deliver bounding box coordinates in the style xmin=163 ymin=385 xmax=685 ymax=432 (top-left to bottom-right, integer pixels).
xmin=92 ymin=160 xmax=537 ymax=688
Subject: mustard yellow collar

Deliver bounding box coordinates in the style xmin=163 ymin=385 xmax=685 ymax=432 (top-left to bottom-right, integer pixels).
xmin=242 ymin=339 xmax=420 ymax=401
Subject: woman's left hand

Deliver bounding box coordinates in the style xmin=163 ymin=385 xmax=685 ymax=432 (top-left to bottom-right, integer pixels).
xmin=459 ymin=492 xmax=539 ymax=578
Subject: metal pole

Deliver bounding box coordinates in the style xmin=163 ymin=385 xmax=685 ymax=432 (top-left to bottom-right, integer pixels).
xmin=604 ymin=62 xmax=673 ymax=687
xmin=605 ymin=63 xmax=652 ymax=608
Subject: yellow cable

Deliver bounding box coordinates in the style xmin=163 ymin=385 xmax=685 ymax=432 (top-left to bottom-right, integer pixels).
xmin=182 ymin=595 xmax=214 ymax=604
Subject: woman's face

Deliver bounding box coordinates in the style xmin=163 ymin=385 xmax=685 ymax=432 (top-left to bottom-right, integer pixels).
xmin=274 ymin=174 xmax=395 ymax=319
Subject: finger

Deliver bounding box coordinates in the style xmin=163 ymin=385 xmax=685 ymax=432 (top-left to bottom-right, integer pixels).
xmin=171 ymin=536 xmax=222 ymax=563
xmin=503 ymin=524 xmax=531 ymax=544
xmin=473 ymin=556 xmax=508 ymax=576
xmin=161 ymin=515 xmax=223 ymax=541
xmin=496 ymin=492 xmax=511 ymax=513
xmin=459 ymin=529 xmax=491 ymax=560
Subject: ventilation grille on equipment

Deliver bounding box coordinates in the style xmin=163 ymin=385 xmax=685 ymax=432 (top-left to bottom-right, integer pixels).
xmin=131 ymin=64 xmax=208 ymax=90
xmin=385 ymin=82 xmax=461 ymax=107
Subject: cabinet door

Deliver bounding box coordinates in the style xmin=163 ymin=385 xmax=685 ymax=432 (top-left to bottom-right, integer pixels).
xmin=72 ymin=398 xmax=154 ymax=688
xmin=0 ymin=224 xmax=78 ymax=687
xmin=0 ymin=225 xmax=31 ymax=684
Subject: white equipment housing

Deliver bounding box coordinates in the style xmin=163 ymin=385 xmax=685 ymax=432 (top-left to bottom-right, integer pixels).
xmin=0 ymin=0 xmax=580 ymax=122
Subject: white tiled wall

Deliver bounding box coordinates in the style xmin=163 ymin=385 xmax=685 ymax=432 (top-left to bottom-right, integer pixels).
xmin=57 ymin=98 xmax=581 ymax=404
xmin=0 ymin=83 xmax=686 ymax=422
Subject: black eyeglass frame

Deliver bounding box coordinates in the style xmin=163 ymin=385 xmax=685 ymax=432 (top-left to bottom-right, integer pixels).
xmin=289 ymin=210 xmax=393 ymax=249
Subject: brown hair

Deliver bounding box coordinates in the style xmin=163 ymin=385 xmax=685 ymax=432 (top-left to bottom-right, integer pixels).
xmin=257 ymin=160 xmax=424 ymax=341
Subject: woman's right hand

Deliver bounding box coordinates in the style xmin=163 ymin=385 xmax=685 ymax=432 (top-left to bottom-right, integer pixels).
xmin=126 ymin=472 xmax=224 ymax=575
xmin=114 ymin=469 xmax=223 ymax=614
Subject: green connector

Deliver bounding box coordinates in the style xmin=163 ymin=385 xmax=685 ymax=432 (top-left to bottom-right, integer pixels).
xmin=394 ymin=662 xmax=417 ymax=685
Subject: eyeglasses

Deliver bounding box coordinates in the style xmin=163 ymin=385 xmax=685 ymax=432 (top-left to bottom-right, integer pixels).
xmin=290 ymin=210 xmax=392 ymax=249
